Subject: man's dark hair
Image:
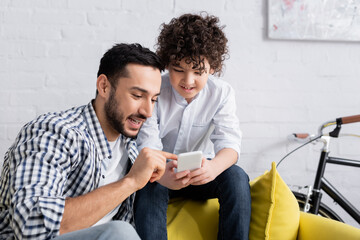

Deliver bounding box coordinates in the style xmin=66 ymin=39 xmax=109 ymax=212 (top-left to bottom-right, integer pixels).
xmin=156 ymin=12 xmax=229 ymax=76
xmin=97 ymin=43 xmax=164 ymax=89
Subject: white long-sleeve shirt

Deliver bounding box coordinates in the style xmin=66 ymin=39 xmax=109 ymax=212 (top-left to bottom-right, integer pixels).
xmin=137 ymin=74 xmax=242 ymax=161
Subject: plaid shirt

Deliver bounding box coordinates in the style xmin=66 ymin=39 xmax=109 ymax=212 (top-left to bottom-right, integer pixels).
xmin=0 ymin=101 xmax=138 ymax=240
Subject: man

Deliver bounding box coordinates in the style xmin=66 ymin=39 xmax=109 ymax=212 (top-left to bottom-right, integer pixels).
xmin=0 ymin=43 xmax=176 ymax=240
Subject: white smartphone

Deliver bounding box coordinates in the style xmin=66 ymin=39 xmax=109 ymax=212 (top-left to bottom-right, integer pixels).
xmin=177 ymin=151 xmax=203 ymax=172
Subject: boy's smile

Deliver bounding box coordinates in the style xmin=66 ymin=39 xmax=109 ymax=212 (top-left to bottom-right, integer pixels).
xmin=179 ymin=84 xmax=195 ymax=93
xmin=168 ymin=58 xmax=212 ymax=103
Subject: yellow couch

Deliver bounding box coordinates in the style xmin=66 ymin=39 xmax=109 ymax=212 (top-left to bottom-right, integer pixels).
xmin=167 ymin=162 xmax=360 ymax=240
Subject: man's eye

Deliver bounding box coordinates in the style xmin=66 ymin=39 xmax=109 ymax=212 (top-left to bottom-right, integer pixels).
xmin=151 ymin=98 xmax=158 ymax=103
xmin=132 ymin=94 xmax=141 ymax=99
xmin=173 ymin=68 xmax=183 ymax=73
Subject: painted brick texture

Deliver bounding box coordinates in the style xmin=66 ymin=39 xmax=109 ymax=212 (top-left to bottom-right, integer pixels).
xmin=0 ymin=0 xmax=359 ymax=227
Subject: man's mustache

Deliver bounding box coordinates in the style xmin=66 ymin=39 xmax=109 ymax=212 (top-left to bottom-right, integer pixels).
xmin=129 ymin=114 xmax=147 ymax=121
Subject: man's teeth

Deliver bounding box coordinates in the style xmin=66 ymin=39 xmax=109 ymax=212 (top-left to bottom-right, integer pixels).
xmin=130 ymin=118 xmax=141 ymax=124
xmin=183 ymin=86 xmax=192 ymax=89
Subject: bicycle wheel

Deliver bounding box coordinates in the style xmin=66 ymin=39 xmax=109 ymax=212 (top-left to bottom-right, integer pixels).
xmin=292 ymin=191 xmax=344 ymax=222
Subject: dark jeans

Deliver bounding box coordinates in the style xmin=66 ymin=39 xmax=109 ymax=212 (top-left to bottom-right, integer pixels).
xmin=134 ymin=165 xmax=251 ymax=240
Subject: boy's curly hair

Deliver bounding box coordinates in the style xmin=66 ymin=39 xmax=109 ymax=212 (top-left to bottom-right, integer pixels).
xmin=156 ymin=13 xmax=229 ymax=76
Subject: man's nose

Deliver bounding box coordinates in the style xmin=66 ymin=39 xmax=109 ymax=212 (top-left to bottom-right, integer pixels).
xmin=139 ymin=99 xmax=153 ymax=118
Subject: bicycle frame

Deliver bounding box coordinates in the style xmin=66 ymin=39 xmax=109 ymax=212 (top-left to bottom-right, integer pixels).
xmin=310 ymin=136 xmax=360 ymax=224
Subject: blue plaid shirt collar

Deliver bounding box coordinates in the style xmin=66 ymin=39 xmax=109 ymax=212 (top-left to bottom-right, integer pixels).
xmin=84 ymin=101 xmax=138 ymax=164
xmin=83 ymin=101 xmax=112 ymax=161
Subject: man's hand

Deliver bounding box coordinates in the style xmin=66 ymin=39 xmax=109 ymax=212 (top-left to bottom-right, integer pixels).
xmin=60 ymin=148 xmax=176 ymax=234
xmin=126 ymin=147 xmax=177 ymax=190
xmin=157 ymin=161 xmax=192 ymax=190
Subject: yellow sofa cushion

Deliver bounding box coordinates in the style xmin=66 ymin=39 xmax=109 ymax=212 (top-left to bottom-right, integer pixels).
xmin=166 ymin=162 xmax=359 ymax=240
xmin=249 ymin=162 xmax=300 ymax=240
xmin=298 ymin=212 xmax=360 ymax=240
xmin=166 ymin=162 xmax=300 ymax=240
xmin=167 ymin=198 xmax=219 ymax=240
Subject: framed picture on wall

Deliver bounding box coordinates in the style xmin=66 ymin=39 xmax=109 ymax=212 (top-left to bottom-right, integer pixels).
xmin=268 ymin=0 xmax=360 ymax=41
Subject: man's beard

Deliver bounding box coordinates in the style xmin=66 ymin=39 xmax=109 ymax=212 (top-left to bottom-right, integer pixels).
xmin=104 ymin=88 xmax=145 ymax=139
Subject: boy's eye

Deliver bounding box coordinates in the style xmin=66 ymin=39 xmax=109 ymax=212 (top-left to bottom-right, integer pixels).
xmin=173 ymin=68 xmax=183 ymax=73
xmin=151 ymin=98 xmax=158 ymax=103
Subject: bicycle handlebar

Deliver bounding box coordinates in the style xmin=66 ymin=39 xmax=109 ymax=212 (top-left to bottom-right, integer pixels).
xmin=293 ymin=133 xmax=310 ymax=139
xmin=338 ymin=114 xmax=360 ymax=124
xmin=281 ymin=115 xmax=360 ymax=167
xmin=291 ymin=115 xmax=360 ymax=141
xmin=318 ymin=114 xmax=360 ymax=136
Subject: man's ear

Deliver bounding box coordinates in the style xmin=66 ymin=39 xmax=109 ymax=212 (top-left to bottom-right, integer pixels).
xmin=96 ymin=74 xmax=110 ymax=98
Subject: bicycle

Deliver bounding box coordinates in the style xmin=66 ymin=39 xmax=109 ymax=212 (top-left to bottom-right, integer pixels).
xmin=277 ymin=114 xmax=360 ymax=225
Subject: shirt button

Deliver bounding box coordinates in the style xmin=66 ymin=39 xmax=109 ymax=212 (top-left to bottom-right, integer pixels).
xmin=108 ymin=155 xmax=112 ymax=159
xmin=102 ymin=175 xmax=105 ymax=179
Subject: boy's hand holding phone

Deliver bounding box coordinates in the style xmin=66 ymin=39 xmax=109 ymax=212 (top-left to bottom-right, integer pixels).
xmin=158 ymin=151 xmax=203 ymax=190
xmin=157 ymin=150 xmax=222 ymax=188
xmin=157 ymin=160 xmax=192 ymax=190
xmin=176 ymin=150 xmax=218 ymax=186
xmin=188 ymin=158 xmax=218 ymax=185
xmin=176 ymin=151 xmax=203 ymax=172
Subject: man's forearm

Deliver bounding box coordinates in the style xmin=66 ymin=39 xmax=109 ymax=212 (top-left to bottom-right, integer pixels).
xmin=59 ymin=148 xmax=174 ymax=235
xmin=59 ymin=176 xmax=137 ymax=235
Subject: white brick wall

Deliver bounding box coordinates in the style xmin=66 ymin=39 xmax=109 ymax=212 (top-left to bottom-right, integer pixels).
xmin=1 ymin=0 xmax=359 ymax=227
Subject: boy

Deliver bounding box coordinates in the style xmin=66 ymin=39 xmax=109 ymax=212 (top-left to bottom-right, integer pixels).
xmin=135 ymin=13 xmax=251 ymax=240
